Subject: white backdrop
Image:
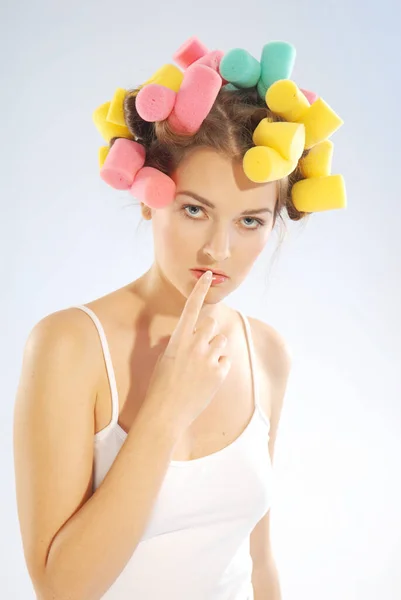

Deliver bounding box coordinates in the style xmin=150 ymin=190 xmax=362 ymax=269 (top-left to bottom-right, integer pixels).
xmin=3 ymin=0 xmax=401 ymax=598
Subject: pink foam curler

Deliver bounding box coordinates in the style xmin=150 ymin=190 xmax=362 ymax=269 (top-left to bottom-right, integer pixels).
xmin=194 ymin=49 xmax=224 ymax=71
xmin=193 ymin=49 xmax=228 ymax=84
xmin=100 ymin=138 xmax=146 ymax=190
xmin=130 ymin=167 xmax=176 ymax=209
xmin=135 ymin=84 xmax=177 ymax=122
xmin=173 ymin=36 xmax=209 ymax=70
xmin=300 ymin=88 xmax=318 ymax=104
xmin=167 ymin=63 xmax=222 ymax=134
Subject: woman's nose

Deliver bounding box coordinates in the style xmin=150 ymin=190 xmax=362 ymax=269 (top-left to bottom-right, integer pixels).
xmin=202 ymin=228 xmax=231 ymax=262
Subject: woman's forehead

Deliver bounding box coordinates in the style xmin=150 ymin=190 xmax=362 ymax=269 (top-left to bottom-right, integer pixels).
xmin=173 ymin=148 xmax=278 ymax=210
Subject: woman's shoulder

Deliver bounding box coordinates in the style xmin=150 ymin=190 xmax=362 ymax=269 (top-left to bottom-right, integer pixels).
xmin=28 ymin=284 xmax=136 ymax=367
xmin=246 ymin=315 xmax=293 ymax=378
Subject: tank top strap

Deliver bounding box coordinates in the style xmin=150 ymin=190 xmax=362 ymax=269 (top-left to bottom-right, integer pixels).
xmin=73 ymin=305 xmax=119 ymax=428
xmin=236 ymin=310 xmax=261 ymax=414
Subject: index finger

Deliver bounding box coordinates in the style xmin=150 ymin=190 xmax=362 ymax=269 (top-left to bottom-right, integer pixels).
xmin=175 ymin=270 xmax=213 ymax=338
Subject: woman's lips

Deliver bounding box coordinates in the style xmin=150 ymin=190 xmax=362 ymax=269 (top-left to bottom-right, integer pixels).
xmin=190 ymin=269 xmax=229 ymax=285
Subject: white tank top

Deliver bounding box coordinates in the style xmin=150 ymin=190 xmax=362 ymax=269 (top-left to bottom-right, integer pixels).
xmin=74 ymin=305 xmax=274 ymax=600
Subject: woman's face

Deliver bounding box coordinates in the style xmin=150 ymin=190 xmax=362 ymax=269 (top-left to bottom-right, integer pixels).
xmin=143 ymin=147 xmax=278 ymax=304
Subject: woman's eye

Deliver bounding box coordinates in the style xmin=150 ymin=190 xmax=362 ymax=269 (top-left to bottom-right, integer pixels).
xmin=184 ymin=205 xmax=202 ymax=217
xmin=181 ymin=205 xmax=265 ymax=230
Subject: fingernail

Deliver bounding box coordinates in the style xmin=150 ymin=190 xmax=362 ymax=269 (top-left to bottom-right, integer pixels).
xmin=204 ymin=270 xmax=212 ymax=281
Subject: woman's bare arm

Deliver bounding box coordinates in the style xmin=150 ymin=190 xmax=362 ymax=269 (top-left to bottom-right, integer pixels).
xmin=13 ymin=310 xmax=181 ymax=600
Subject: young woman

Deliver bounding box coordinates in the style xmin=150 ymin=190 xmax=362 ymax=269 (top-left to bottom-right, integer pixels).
xmin=13 ymin=37 xmax=345 ymax=600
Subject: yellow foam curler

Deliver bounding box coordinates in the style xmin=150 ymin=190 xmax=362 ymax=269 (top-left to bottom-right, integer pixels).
xmin=92 ymin=102 xmax=131 ymax=142
xmin=266 ymin=80 xmax=310 ymax=122
xmin=253 ymin=120 xmax=305 ymax=163
xmin=266 ymin=80 xmax=343 ymax=150
xmin=98 ymin=146 xmax=109 ymax=169
xmin=298 ymin=98 xmax=343 ymax=149
xmin=299 ymin=140 xmax=333 ymax=178
xmin=107 ymin=88 xmax=128 ymax=127
xmin=140 ymin=63 xmax=184 ymax=93
xmin=292 ymin=174 xmax=347 ymax=212
xmin=243 ymin=145 xmax=297 ymax=183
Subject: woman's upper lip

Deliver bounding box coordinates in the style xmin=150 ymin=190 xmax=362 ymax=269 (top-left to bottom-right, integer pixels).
xmin=191 ymin=268 xmax=229 ymax=278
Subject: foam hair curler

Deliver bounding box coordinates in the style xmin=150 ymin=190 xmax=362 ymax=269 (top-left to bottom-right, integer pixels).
xmin=139 ymin=63 xmax=184 ymax=92
xmin=100 ymin=138 xmax=145 ymax=190
xmin=266 ymin=80 xmax=343 ymax=149
xmin=173 ymin=36 xmax=209 ymax=69
xmin=135 ymin=84 xmax=177 ymax=122
xmin=167 ymin=63 xmax=223 ymax=134
xmin=300 ymin=88 xmax=318 ymax=105
xmin=193 ymin=49 xmax=224 ymax=71
xmin=192 ymin=49 xmax=228 ymax=83
xmin=99 ymin=138 xmax=176 ymax=209
xmin=219 ymin=48 xmax=261 ymax=88
xmin=93 ymin=101 xmax=131 ymax=142
xmin=292 ymin=174 xmax=346 ymax=212
xmin=243 ymin=121 xmax=305 ymax=183
xmin=130 ymin=167 xmax=176 ymax=209
xmin=299 ymin=140 xmax=333 ymax=178
xmin=259 ymin=41 xmax=296 ymax=94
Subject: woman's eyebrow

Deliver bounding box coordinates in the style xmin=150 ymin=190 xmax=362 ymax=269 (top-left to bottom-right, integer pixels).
xmin=176 ymin=191 xmax=273 ymax=215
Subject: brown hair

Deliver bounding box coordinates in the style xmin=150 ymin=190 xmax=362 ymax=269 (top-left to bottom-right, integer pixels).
xmin=110 ymin=85 xmax=311 ymax=237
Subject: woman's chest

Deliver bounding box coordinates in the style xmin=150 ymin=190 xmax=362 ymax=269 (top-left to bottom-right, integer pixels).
xmin=94 ymin=317 xmax=272 ymax=461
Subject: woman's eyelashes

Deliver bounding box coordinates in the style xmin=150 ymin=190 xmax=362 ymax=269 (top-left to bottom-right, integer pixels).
xmin=181 ymin=204 xmax=266 ymax=231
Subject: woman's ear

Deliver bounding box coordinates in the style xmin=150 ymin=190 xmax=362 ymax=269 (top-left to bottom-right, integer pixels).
xmin=140 ymin=202 xmax=152 ymax=220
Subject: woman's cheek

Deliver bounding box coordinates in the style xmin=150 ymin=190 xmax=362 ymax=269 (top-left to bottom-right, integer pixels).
xmin=164 ymin=221 xmax=192 ymax=257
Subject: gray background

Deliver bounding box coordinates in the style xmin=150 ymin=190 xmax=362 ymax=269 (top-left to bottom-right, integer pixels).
xmin=3 ymin=0 xmax=401 ymax=598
